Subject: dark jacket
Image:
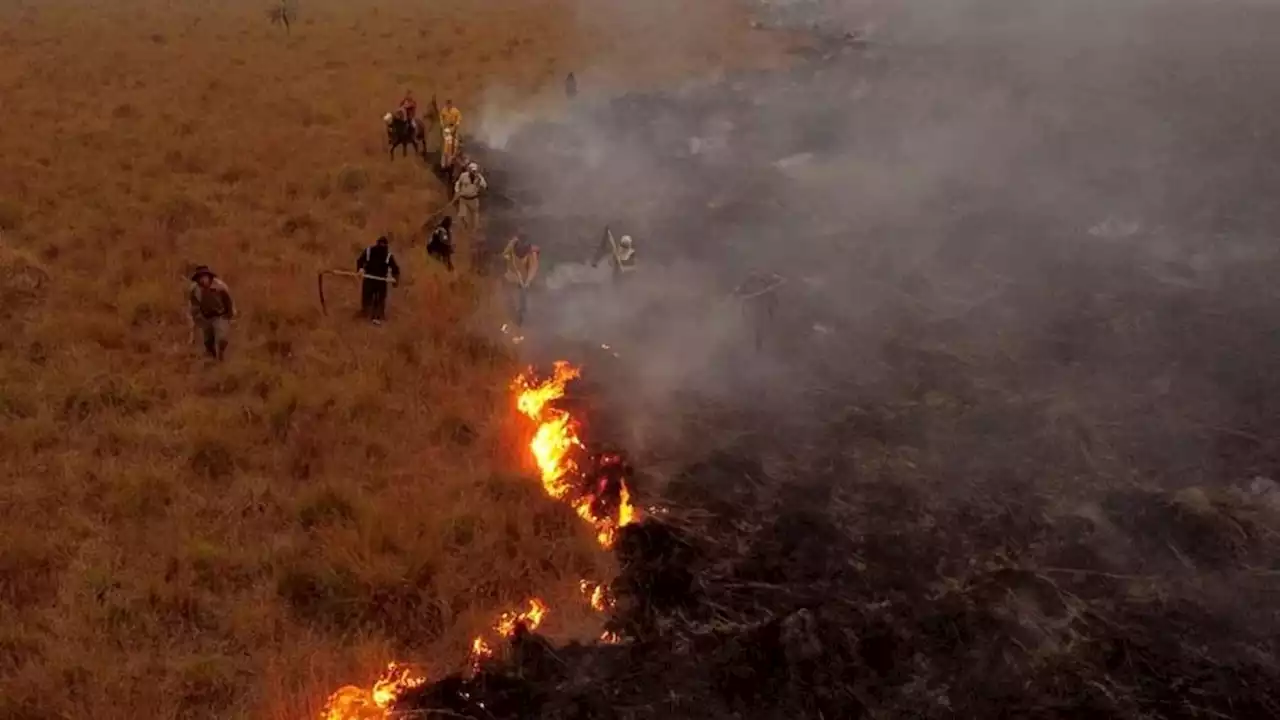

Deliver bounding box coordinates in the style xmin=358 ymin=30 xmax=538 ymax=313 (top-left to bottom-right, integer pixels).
xmin=429 ymin=225 xmax=452 ymax=251
xmin=357 ymin=244 xmax=401 ymax=280
xmin=188 ymin=278 xmax=234 ymax=320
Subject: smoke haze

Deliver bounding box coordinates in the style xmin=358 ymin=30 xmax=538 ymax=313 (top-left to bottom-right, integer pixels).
xmin=473 ymin=0 xmax=1280 ymax=498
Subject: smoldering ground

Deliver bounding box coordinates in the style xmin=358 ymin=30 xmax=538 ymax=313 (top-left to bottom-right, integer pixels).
xmin=421 ymin=2 xmax=1280 ymax=716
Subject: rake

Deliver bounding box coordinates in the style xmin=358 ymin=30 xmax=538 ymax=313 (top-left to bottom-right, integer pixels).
xmin=317 ymin=269 xmax=397 ymax=315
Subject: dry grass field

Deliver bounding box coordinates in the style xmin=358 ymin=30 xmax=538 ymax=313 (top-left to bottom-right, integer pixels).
xmin=0 ymin=1 xmax=787 ymax=717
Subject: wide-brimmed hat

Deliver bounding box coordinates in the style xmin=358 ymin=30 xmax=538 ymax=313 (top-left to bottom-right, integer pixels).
xmin=190 ymin=265 xmax=215 ymax=281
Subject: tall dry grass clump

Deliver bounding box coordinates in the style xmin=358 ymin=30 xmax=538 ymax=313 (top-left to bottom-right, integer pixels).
xmin=0 ymin=0 xmax=783 ymax=717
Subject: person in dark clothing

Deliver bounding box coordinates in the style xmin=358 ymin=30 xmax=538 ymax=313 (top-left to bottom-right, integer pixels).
xmin=187 ymin=265 xmax=235 ymax=359
xmin=426 ymin=215 xmax=454 ymax=271
xmin=356 ymin=236 xmax=401 ymax=324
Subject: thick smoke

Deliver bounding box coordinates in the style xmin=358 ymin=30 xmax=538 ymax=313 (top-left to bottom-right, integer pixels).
xmin=474 ymin=0 xmax=1280 ymax=489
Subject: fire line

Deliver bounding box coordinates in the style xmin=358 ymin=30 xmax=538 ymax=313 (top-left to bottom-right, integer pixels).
xmin=318 ymin=361 xmax=638 ymax=720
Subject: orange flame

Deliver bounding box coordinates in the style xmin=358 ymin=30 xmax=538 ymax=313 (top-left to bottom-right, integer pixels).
xmin=579 ymin=579 xmax=614 ymax=612
xmin=513 ymin=362 xmax=641 ymax=549
xmin=318 ymin=362 xmax=635 ymax=720
xmin=494 ymin=597 xmax=549 ymax=638
xmin=467 ymin=597 xmax=549 ymax=673
xmin=319 ymin=663 xmax=424 ymax=720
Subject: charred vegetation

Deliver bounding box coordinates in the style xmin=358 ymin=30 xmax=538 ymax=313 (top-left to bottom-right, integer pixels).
xmin=392 ymin=3 xmax=1280 ymax=717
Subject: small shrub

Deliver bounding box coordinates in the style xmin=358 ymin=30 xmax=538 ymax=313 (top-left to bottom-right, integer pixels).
xmin=279 ymin=213 xmax=317 ymax=236
xmin=174 ymin=655 xmax=242 ymax=719
xmin=188 ymin=437 xmax=236 ymax=480
xmin=335 ymin=165 xmax=368 ymax=193
xmin=117 ymin=281 xmax=174 ymax=327
xmin=158 ymin=192 xmax=213 ymax=234
xmin=296 ymin=486 xmax=359 ymax=530
xmin=217 ymin=165 xmax=255 ymax=184
xmin=60 ymin=376 xmax=153 ymax=421
xmin=0 ymin=388 xmax=38 ymax=419
xmin=0 ymin=536 xmax=61 ymax=609
xmin=345 ymin=204 xmax=368 ymax=228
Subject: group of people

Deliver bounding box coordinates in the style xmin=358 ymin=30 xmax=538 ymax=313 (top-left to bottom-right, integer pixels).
xmin=187 ymin=88 xmax=639 ymax=360
xmin=393 ymin=90 xmax=461 ymax=138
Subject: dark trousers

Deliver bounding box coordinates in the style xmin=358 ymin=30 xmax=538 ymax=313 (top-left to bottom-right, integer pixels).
xmin=361 ymin=279 xmax=388 ymax=320
xmin=197 ymin=316 xmax=230 ymax=359
xmin=427 ymin=241 xmax=454 ymax=271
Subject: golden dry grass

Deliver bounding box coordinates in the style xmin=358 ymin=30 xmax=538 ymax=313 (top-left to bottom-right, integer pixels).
xmin=0 ymin=0 xmax=787 ymax=718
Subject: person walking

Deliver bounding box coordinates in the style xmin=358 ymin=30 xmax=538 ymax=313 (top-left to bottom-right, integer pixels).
xmin=187 ymin=265 xmax=235 ymax=360
xmin=355 ymin=236 xmax=401 ymax=324
xmin=426 ymin=215 xmax=454 ymax=271
xmin=453 ymin=162 xmax=488 ymax=230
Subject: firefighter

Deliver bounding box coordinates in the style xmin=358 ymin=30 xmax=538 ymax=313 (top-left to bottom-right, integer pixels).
xmin=440 ymin=98 xmax=462 ymax=133
xmin=356 ymin=236 xmax=401 ymax=324
xmin=502 ymin=233 xmax=540 ymax=325
xmin=426 ymin=215 xmax=454 ymax=271
xmin=592 ymin=226 xmax=637 ymax=281
xmin=565 ymin=72 xmax=578 ymax=99
xmin=187 ymin=266 xmax=235 ymax=360
xmin=454 ymin=161 xmax=488 ymax=230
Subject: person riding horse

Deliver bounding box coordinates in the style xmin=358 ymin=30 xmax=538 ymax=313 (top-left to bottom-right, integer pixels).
xmin=384 ymin=109 xmax=424 ymax=159
xmin=399 ymin=91 xmax=418 ymax=133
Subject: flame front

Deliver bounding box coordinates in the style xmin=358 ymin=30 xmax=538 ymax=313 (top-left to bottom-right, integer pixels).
xmin=317 ymin=361 xmax=636 ymax=720
xmin=513 ymin=362 xmax=640 ymax=549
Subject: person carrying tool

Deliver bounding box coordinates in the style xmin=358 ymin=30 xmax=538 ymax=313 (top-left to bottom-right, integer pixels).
xmin=591 ymin=226 xmax=637 ymax=281
xmin=426 ymin=215 xmax=454 ymax=271
xmin=355 ymin=236 xmax=401 ymax=324
xmin=187 ymin=265 xmax=235 ymax=360
xmin=502 ymin=232 xmax=539 ymax=325
xmin=454 ymin=161 xmax=488 ymax=230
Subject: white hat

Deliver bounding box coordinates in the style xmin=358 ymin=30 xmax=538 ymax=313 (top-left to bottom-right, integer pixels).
xmin=619 ymin=235 xmax=633 ymax=248
xmin=382 ymin=112 xmax=393 ymax=123
xmin=467 ymin=162 xmax=479 ymax=172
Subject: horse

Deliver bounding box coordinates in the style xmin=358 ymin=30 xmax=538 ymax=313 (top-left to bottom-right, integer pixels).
xmin=384 ymin=113 xmax=425 ymax=160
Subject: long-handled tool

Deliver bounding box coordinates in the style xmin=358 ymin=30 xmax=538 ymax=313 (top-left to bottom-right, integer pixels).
xmin=317 ymin=269 xmax=397 ymax=315
xmin=421 ymin=196 xmax=460 ymax=232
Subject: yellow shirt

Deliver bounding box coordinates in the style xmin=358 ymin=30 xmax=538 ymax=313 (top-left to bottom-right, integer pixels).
xmin=440 ymin=107 xmax=462 ymax=129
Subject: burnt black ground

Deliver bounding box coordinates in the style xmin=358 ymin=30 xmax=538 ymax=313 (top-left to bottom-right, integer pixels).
xmin=398 ymin=3 xmax=1280 ymax=718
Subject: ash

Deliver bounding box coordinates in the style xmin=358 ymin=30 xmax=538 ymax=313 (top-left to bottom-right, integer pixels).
xmin=407 ymin=2 xmax=1280 ymax=717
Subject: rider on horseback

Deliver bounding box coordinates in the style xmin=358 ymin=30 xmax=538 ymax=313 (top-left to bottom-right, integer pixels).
xmin=399 ymin=91 xmax=418 ymax=132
